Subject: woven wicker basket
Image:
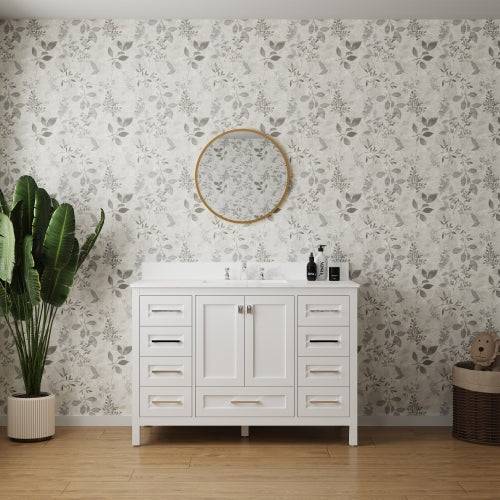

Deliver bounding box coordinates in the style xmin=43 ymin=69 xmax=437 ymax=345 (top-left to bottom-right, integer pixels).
xmin=452 ymin=361 xmax=500 ymax=446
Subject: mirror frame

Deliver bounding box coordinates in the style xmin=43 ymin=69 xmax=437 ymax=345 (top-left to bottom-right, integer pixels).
xmin=195 ymin=128 xmax=291 ymax=224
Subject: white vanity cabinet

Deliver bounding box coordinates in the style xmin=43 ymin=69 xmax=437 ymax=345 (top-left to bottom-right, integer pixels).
xmin=195 ymin=295 xmax=294 ymax=387
xmin=195 ymin=295 xmax=295 ymax=418
xmin=296 ymin=295 xmax=352 ymax=421
xmin=132 ymin=264 xmax=358 ymax=446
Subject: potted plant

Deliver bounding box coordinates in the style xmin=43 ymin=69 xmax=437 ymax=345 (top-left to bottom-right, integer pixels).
xmin=0 ymin=175 xmax=104 ymax=441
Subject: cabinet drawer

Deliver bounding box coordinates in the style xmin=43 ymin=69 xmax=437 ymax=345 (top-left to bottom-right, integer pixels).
xmin=298 ymin=295 xmax=349 ymax=326
xmin=140 ymin=387 xmax=191 ymax=417
xmin=298 ymin=387 xmax=350 ymax=417
xmin=298 ymin=327 xmax=349 ymax=356
xmin=140 ymin=357 xmax=192 ymax=386
xmin=140 ymin=296 xmax=192 ymax=326
xmin=196 ymin=387 xmax=294 ymax=417
xmin=140 ymin=326 xmax=191 ymax=356
xmin=298 ymin=357 xmax=349 ymax=387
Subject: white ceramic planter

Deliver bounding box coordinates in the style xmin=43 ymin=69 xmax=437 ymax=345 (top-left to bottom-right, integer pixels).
xmin=7 ymin=393 xmax=55 ymax=442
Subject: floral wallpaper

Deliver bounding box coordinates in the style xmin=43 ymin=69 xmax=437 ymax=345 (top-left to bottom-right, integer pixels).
xmin=197 ymin=134 xmax=288 ymax=222
xmin=0 ymin=19 xmax=498 ymax=418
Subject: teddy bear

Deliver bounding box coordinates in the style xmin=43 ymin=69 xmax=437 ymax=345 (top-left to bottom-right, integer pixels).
xmin=470 ymin=331 xmax=500 ymax=371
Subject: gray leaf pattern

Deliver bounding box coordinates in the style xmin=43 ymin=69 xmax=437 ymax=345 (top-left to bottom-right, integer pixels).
xmin=0 ymin=19 xmax=498 ymax=418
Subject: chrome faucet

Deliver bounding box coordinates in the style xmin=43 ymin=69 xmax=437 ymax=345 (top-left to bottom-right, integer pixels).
xmin=259 ymin=266 xmax=265 ymax=280
xmin=224 ymin=267 xmax=230 ymax=280
xmin=240 ymin=261 xmax=248 ymax=280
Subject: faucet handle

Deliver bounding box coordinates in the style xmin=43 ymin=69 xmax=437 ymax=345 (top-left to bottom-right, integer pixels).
xmin=224 ymin=267 xmax=230 ymax=280
xmin=259 ymin=267 xmax=265 ymax=280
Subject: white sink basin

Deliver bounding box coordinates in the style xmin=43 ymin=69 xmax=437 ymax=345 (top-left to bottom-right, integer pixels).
xmin=244 ymin=280 xmax=288 ymax=284
xmin=200 ymin=279 xmax=288 ymax=286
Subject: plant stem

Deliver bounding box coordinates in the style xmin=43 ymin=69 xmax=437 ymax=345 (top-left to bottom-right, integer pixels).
xmin=4 ymin=287 xmax=58 ymax=396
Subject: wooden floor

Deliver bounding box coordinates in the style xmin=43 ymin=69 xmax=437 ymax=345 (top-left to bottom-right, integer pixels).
xmin=1 ymin=426 xmax=499 ymax=499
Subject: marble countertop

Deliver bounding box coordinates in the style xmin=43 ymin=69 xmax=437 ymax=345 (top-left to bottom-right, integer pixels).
xmin=131 ymin=279 xmax=359 ymax=288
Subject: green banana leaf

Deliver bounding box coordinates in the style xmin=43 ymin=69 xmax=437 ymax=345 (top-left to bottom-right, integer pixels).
xmin=0 ymin=281 xmax=11 ymax=317
xmin=13 ymin=175 xmax=37 ymax=238
xmin=41 ymin=237 xmax=79 ymax=307
xmin=9 ymin=287 xmax=31 ymax=321
xmin=0 ymin=190 xmax=10 ymax=216
xmin=43 ymin=203 xmax=75 ymax=270
xmin=23 ymin=235 xmax=41 ymax=307
xmin=1 ymin=173 xmax=105 ymax=397
xmin=32 ymin=188 xmax=52 ymax=273
xmin=10 ymin=201 xmax=24 ymax=263
xmin=77 ymin=209 xmax=105 ymax=270
xmin=0 ymin=213 xmax=15 ymax=283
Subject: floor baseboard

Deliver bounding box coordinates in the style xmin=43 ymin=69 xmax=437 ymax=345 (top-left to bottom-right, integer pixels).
xmin=359 ymin=415 xmax=452 ymax=426
xmin=0 ymin=415 xmax=132 ymax=426
xmin=1 ymin=415 xmax=452 ymax=426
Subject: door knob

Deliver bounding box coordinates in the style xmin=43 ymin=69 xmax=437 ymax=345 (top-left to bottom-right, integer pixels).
xmin=247 ymin=305 xmax=252 ymax=314
xmin=238 ymin=305 xmax=244 ymax=314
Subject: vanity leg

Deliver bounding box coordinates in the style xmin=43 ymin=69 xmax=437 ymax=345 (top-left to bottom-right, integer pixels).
xmin=349 ymin=425 xmax=358 ymax=446
xmin=241 ymin=426 xmax=249 ymax=438
xmin=132 ymin=425 xmax=141 ymax=446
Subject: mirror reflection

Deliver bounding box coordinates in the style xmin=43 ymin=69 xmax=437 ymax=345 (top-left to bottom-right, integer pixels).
xmin=195 ymin=129 xmax=290 ymax=224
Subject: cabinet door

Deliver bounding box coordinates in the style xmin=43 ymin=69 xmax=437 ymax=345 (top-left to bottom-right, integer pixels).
xmin=196 ymin=296 xmax=245 ymax=386
xmin=245 ymin=296 xmax=294 ymax=386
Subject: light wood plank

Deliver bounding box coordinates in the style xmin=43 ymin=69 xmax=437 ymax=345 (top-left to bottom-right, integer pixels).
xmin=0 ymin=426 xmax=496 ymax=499
xmin=459 ymin=480 xmax=500 ymax=496
xmin=0 ymin=480 xmax=69 ymax=497
xmin=1 ymin=467 xmax=133 ymax=482
xmin=188 ymin=455 xmax=333 ymax=469
xmin=63 ymin=476 xmax=466 ymax=497
xmin=406 ymin=497 xmax=472 ymax=500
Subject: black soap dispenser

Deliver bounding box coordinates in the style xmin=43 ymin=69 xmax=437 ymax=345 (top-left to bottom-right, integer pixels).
xmin=307 ymin=252 xmax=317 ymax=281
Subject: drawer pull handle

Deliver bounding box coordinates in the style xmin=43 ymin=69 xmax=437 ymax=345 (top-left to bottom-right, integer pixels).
xmin=246 ymin=305 xmax=253 ymax=314
xmin=309 ymin=400 xmax=340 ymax=405
xmin=151 ymin=369 xmax=183 ymax=374
xmin=151 ymin=339 xmax=182 ymax=343
xmin=151 ymin=400 xmax=182 ymax=405
xmin=309 ymin=339 xmax=339 ymax=343
xmin=309 ymin=369 xmax=340 ymax=374
xmin=309 ymin=307 xmax=341 ymax=313
xmin=150 ymin=307 xmax=183 ymax=313
xmin=238 ymin=305 xmax=244 ymax=314
xmin=230 ymin=400 xmax=261 ymax=404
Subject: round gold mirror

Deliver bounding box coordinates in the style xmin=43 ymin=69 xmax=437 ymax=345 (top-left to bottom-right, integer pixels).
xmin=195 ymin=129 xmax=290 ymax=224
